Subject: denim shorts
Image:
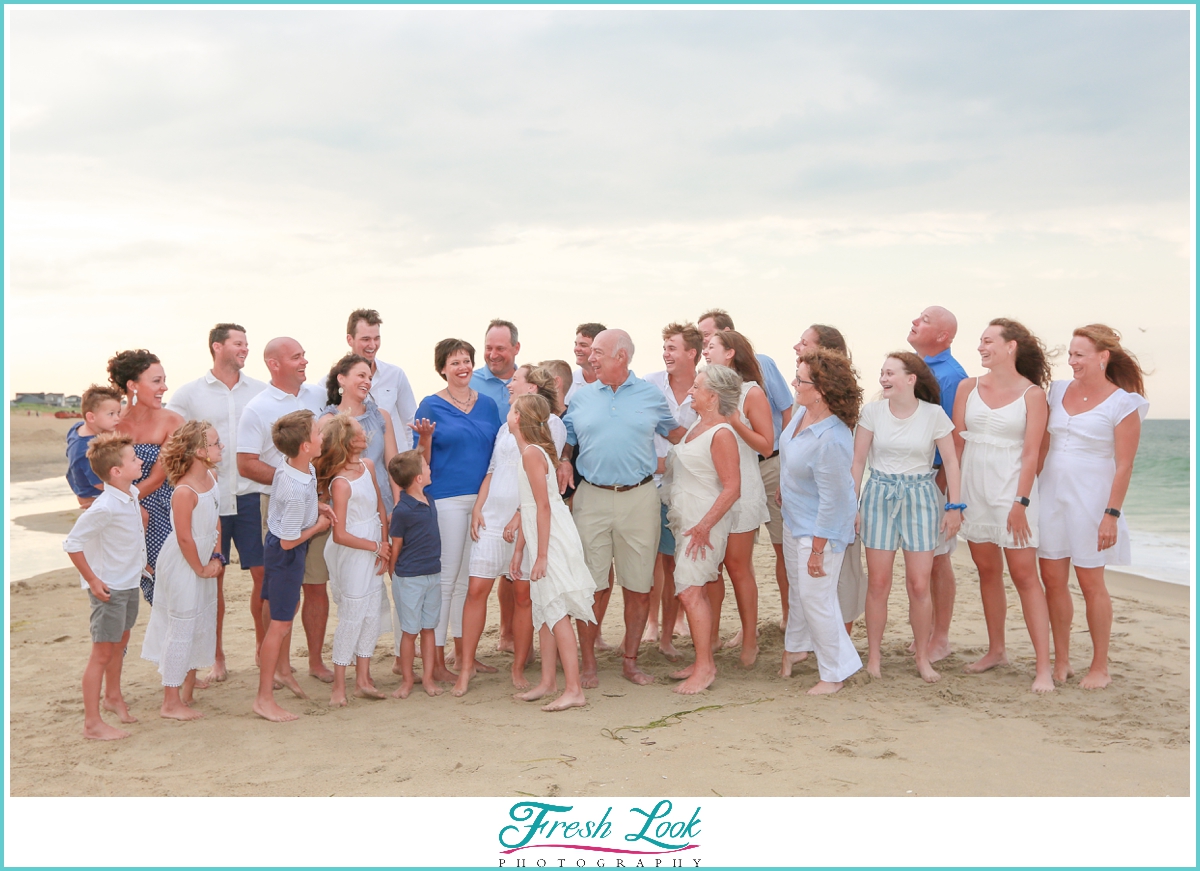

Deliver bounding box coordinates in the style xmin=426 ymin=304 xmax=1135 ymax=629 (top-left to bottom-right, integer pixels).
xmin=393 ymin=573 xmax=441 ymax=635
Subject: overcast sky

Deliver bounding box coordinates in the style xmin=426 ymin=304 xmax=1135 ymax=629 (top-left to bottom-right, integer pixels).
xmin=6 ymin=8 xmax=1192 ymax=417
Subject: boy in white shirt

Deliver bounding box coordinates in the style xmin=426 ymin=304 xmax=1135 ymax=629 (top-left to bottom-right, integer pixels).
xmin=63 ymin=433 xmax=149 ymax=741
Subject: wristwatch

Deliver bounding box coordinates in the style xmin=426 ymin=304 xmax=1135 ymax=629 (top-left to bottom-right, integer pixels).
xmin=1104 ymin=507 xmax=1122 ymax=518
xmin=1013 ymin=496 xmax=1030 ymax=507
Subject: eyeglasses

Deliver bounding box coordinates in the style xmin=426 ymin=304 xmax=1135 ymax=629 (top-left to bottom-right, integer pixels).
xmin=792 ymin=378 xmax=815 ymax=386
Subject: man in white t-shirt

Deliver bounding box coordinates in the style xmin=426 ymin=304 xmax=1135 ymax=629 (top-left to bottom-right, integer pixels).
xmin=337 ymin=308 xmax=418 ymax=448
xmin=168 ymin=322 xmax=266 ymax=683
xmin=236 ymin=336 xmax=326 ymax=680
xmin=564 ymin=322 xmax=606 ymax=405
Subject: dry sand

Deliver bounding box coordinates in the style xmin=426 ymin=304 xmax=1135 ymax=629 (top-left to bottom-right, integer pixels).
xmin=6 ymin=413 xmax=1191 ymax=797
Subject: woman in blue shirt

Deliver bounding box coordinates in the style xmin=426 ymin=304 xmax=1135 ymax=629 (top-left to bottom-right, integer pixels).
xmin=778 ymin=347 xmax=863 ymax=695
xmin=412 ymin=338 xmax=502 ymax=683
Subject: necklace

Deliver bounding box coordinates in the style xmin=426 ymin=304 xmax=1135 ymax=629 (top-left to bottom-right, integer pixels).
xmin=446 ymin=389 xmax=475 ymax=411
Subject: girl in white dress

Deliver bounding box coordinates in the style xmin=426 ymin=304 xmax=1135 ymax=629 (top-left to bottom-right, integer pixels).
xmin=663 ymin=366 xmax=741 ymax=695
xmin=1038 ymin=325 xmax=1149 ymax=689
xmin=507 ymin=395 xmax=597 ymax=712
xmin=852 ymin=353 xmax=963 ymax=684
xmin=701 ymin=330 xmax=772 ymax=668
xmin=141 ymin=421 xmax=223 ymax=721
xmin=317 ymin=415 xmax=391 ymax=707
xmin=953 ymin=318 xmax=1054 ymax=693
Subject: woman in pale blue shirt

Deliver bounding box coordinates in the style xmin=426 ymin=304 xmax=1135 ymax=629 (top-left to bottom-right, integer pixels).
xmin=778 ymin=347 xmax=863 ymax=695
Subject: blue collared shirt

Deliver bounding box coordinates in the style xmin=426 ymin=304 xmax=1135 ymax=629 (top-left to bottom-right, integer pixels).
xmin=757 ymin=353 xmax=793 ymax=450
xmin=778 ymin=409 xmax=856 ymax=552
xmin=563 ymin=373 xmax=679 ymax=487
xmin=470 ymin=366 xmax=514 ymax=428
xmin=924 ymin=348 xmax=968 ymax=466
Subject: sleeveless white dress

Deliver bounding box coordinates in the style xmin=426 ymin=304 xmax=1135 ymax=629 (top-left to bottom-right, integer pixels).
xmin=960 ymin=382 xmax=1039 ymax=548
xmin=728 ymin=382 xmax=771 ymax=534
xmin=140 ymin=472 xmax=219 ymax=687
xmin=324 ymin=464 xmax=386 ymax=666
xmin=666 ymin=421 xmax=736 ymax=590
xmin=1037 ymin=381 xmax=1149 ymax=567
xmin=516 ymin=445 xmax=598 ymax=630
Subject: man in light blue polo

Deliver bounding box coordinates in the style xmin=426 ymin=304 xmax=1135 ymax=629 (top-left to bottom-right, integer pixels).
xmin=561 ymin=329 xmax=685 ymax=688
xmin=470 ymin=319 xmax=520 ymax=428
xmin=908 ymin=305 xmax=968 ymax=663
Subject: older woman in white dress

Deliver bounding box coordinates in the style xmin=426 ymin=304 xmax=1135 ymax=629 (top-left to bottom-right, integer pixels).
xmin=1038 ymin=325 xmax=1149 ymax=690
xmin=664 ymin=365 xmax=742 ymax=695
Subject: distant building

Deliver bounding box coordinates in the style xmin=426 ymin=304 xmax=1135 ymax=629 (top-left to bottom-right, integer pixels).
xmin=11 ymin=393 xmax=66 ymax=406
xmin=64 ymin=395 xmax=82 ymax=407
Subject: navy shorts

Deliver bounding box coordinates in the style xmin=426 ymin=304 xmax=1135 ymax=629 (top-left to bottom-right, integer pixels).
xmin=658 ymin=500 xmax=675 ymax=556
xmin=262 ymin=532 xmax=308 ymax=622
xmin=220 ymin=493 xmax=265 ymax=569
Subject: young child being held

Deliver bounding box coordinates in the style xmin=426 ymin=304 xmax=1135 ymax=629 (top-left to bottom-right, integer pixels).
xmin=253 ymin=410 xmax=336 ymax=723
xmin=62 ymin=433 xmax=149 ymax=740
xmin=508 ymin=395 xmax=597 ymax=713
xmin=66 ymin=385 xmax=125 ymax=509
xmin=388 ymin=450 xmax=444 ymax=699
xmin=317 ymin=415 xmax=391 ymax=707
xmin=140 ymin=421 xmax=224 ymax=720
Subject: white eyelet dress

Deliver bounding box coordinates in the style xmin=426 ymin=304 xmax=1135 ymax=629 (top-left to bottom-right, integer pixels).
xmin=324 ymin=465 xmax=386 ymax=667
xmin=728 ymin=382 xmax=770 ymax=535
xmin=140 ymin=472 xmax=219 ymax=687
xmin=960 ymin=383 xmax=1039 ymax=548
xmin=666 ymin=421 xmax=736 ymax=591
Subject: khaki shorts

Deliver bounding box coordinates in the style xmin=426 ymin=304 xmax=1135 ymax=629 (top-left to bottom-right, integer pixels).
xmin=572 ymin=480 xmax=659 ymax=595
xmin=758 ymin=453 xmax=784 ymax=546
xmin=260 ymin=493 xmax=330 ymax=584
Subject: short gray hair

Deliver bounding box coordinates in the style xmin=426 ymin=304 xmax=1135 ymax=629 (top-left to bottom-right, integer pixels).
xmin=698 ymin=364 xmax=742 ymax=417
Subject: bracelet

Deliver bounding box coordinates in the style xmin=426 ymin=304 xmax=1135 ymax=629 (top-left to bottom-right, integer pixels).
xmin=810 ymin=549 xmax=824 ymax=556
xmin=944 ymin=502 xmax=967 ymax=512
xmin=1104 ymin=507 xmax=1122 ymax=518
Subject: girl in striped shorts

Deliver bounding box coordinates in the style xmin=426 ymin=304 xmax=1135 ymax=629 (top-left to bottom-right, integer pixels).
xmin=851 ymin=353 xmax=964 ymax=684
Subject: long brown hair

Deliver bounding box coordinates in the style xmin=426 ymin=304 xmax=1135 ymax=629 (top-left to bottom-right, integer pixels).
xmin=314 ymin=414 xmax=358 ymax=498
xmin=798 ymin=347 xmax=863 ymax=430
xmin=160 ymin=420 xmax=217 ymax=486
xmin=1074 ymin=324 xmax=1147 ymax=396
xmin=325 ymin=354 xmax=370 ymax=407
xmin=807 ymin=324 xmax=851 ymax=359
xmin=990 ymin=318 xmax=1052 ymax=388
xmin=710 ymin=330 xmax=764 ymax=389
xmin=517 ymin=364 xmax=560 ymax=410
xmin=886 ymin=351 xmax=940 ymax=405
xmin=511 ymin=395 xmax=558 ymax=468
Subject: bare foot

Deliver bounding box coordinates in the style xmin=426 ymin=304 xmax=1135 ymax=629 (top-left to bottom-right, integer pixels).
xmin=926 ymin=641 xmax=953 ymax=664
xmin=580 ymin=668 xmax=599 ymax=689
xmin=275 ymin=672 xmax=309 ymax=699
xmin=916 ymin=660 xmax=942 ymax=684
xmin=1032 ymin=671 xmax=1057 ymax=693
xmin=308 ymin=665 xmax=335 ymax=684
xmin=160 ymin=699 xmax=204 ymax=720
xmin=180 ymin=688 xmax=196 ymax=706
xmin=866 ymin=655 xmax=882 ymax=679
xmin=83 ymin=721 xmax=130 ymax=740
xmin=497 ymin=636 xmax=515 ymax=654
xmin=621 ymin=655 xmax=654 ymax=686
xmin=642 ymin=622 xmax=660 ymax=644
xmin=472 ymin=659 xmax=498 ymax=674
xmin=807 ymin=680 xmax=843 ymax=695
xmin=738 ymin=645 xmax=759 ymax=670
xmin=392 ymin=656 xmax=403 ymax=676
xmin=192 ymin=674 xmax=211 ymax=690
xmin=778 ymin=650 xmax=808 ymax=678
xmin=451 ymin=675 xmax=471 ymax=697
xmin=423 ymin=679 xmax=444 ymax=697
xmin=721 ymin=628 xmax=744 ymax=650
xmin=354 ymin=685 xmax=385 ymax=700
xmin=431 ymin=665 xmax=458 ymax=682
xmin=204 ymin=659 xmax=229 ymax=684
xmin=669 ymin=662 xmax=695 ymax=681
xmin=252 ymin=698 xmax=299 ymax=722
xmin=1053 ymin=661 xmax=1075 ymax=683
xmin=675 ymin=666 xmax=716 ymax=695
xmin=329 ymin=687 xmax=347 ymax=707
xmin=391 ymin=679 xmax=414 ymax=699
xmin=102 ymin=699 xmax=138 ymax=724
xmin=511 ymin=666 xmax=530 ymax=691
xmin=1079 ymin=669 xmax=1110 ymax=690
xmin=595 ymin=634 xmax=614 ymax=652
xmin=658 ymin=641 xmax=681 ymax=662
xmin=542 ymin=689 xmax=587 ymax=711
xmin=963 ymin=650 xmax=1009 ymax=674
xmin=517 ymin=682 xmax=556 ymax=702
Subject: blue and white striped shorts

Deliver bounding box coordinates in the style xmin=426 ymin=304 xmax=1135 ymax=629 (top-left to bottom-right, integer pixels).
xmin=860 ymin=470 xmax=941 ymax=553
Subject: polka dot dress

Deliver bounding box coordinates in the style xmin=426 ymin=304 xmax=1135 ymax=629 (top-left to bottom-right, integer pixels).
xmin=134 ymin=443 xmax=174 ymax=605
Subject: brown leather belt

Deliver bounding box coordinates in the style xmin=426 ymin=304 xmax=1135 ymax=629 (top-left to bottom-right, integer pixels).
xmin=583 ymin=474 xmax=653 ymax=492
xmin=758 ymin=449 xmax=780 ymax=464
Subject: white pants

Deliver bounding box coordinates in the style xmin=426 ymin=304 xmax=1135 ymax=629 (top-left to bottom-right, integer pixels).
xmin=434 ymin=494 xmax=476 ymax=647
xmin=782 ymin=527 xmax=863 ymax=683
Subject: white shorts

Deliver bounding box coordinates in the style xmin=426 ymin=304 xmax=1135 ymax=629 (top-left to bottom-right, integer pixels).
xmin=468 ymin=532 xmax=514 ymax=580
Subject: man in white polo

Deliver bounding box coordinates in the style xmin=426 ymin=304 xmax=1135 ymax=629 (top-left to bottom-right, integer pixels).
xmin=167 ymin=323 xmax=265 ymax=683
xmin=565 ymin=322 xmax=606 ymax=405
xmin=236 ymin=337 xmax=327 ymax=685
xmin=341 ymin=308 xmax=418 ymax=447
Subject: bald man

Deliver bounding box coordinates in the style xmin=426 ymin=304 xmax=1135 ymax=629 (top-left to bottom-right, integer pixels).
xmin=237 ymin=337 xmax=328 ymax=688
xmin=907 ymin=306 xmax=968 ymax=662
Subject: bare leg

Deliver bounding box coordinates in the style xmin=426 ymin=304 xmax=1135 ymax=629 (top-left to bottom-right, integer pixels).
xmin=518 ymin=623 xmax=559 ymax=701
xmin=723 ymin=532 xmax=759 ymax=668
xmin=353 ymin=656 xmax=384 ymax=699
xmin=253 ymin=619 xmax=299 ymax=722
xmin=1040 ymin=557 xmax=1075 ymax=682
xmin=249 ymin=565 xmax=266 ymax=662
xmin=392 ymin=633 xmax=417 ymax=698
xmin=672 ymin=586 xmax=716 ymax=694
xmin=100 ymin=629 xmax=137 ymax=723
xmin=511 ymin=579 xmax=533 ymax=690
xmin=1004 ymin=548 xmax=1054 ymax=693
xmin=644 ymin=556 xmax=664 ymax=644
xmin=273 ymin=618 xmax=306 ymax=698
xmin=595 ymin=567 xmax=615 ymax=650
xmin=430 ymin=644 xmax=458 ymax=683
xmin=162 ymin=683 xmax=203 ymax=720
xmin=926 ymin=553 xmax=956 ymax=662
xmin=179 ymin=669 xmax=198 ymax=705
xmin=83 ymin=642 xmax=129 ymax=740
xmin=454 ymin=576 xmax=495 ymax=696
xmin=302 ymin=584 xmax=333 ymax=682
xmin=773 ymin=542 xmax=788 ymax=630
xmin=497 ymin=576 xmax=516 ymax=653
xmin=543 ymin=617 xmax=587 ymax=711
xmin=620 ymin=590 xmax=654 ymax=685
xmin=864 ymin=547 xmax=896 ymax=679
xmin=201 ymin=566 xmax=228 ymax=685
xmin=709 ymin=570 xmax=727 ymax=649
xmin=1074 ymin=566 xmax=1112 ymax=689
xmin=330 ymin=663 xmax=348 ymax=707
xmin=578 ymin=587 xmax=608 ymax=689
xmin=658 ymin=555 xmax=681 ymax=660
xmin=904 ymin=550 xmax=940 ymax=683
xmin=963 ymin=542 xmax=1010 ymax=674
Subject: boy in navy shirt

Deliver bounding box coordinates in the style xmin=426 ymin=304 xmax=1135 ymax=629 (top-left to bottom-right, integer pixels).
xmin=66 ymin=385 xmax=125 ymax=508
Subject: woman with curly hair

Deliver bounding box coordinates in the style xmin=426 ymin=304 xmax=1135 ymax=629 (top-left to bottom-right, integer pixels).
xmin=1038 ymin=325 xmax=1149 ymax=689
xmin=777 ymin=348 xmax=863 ymax=694
xmin=953 ymin=318 xmax=1054 ymax=693
xmin=108 ymin=349 xmax=184 ymax=604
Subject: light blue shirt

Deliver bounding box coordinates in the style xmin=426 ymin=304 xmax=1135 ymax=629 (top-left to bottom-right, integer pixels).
xmin=778 ymin=409 xmax=856 ymax=552
xmin=563 ymin=373 xmax=679 ymax=487
xmin=757 ymin=353 xmax=793 ymax=450
xmin=924 ymin=348 xmax=968 ymax=467
xmin=470 ymin=366 xmax=514 ymax=429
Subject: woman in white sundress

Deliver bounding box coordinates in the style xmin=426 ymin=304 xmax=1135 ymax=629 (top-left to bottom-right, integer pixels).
xmin=1038 ymin=324 xmax=1149 ymax=690
xmin=141 ymin=421 xmax=222 ymax=721
xmin=953 ymin=317 xmax=1053 ymax=693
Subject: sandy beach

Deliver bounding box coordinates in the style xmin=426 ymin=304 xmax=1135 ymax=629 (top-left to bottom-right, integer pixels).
xmin=6 ymin=413 xmax=1191 ymax=797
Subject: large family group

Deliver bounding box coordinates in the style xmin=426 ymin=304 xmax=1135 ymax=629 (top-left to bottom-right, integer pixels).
xmin=62 ymin=305 xmax=1148 ymax=737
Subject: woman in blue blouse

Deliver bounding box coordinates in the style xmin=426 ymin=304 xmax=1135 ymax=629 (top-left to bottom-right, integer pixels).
xmin=412 ymin=339 xmax=502 ymax=683
xmin=777 ymin=347 xmax=864 ymax=694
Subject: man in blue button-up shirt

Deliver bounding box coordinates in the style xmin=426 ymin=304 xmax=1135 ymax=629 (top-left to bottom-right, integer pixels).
xmin=470 ymin=319 xmax=520 ymax=428
xmin=562 ymin=329 xmax=685 ymax=688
